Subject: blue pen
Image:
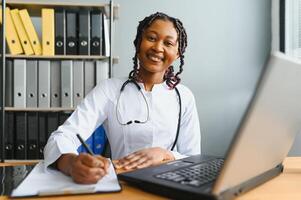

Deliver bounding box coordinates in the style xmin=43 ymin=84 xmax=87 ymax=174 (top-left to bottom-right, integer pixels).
xmin=76 ymin=134 xmax=95 ymax=155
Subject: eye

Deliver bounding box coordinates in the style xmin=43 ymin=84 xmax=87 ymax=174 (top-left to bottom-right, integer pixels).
xmin=164 ymin=41 xmax=175 ymax=47
xmin=146 ymin=35 xmax=156 ymax=42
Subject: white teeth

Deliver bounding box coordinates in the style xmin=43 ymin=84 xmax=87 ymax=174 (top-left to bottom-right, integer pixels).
xmin=148 ymin=55 xmax=163 ymax=62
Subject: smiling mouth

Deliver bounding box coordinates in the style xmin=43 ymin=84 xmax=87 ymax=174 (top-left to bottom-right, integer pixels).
xmin=147 ymin=54 xmax=164 ymax=62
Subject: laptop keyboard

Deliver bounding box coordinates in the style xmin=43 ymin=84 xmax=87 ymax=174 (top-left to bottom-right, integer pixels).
xmin=154 ymin=158 xmax=224 ymax=187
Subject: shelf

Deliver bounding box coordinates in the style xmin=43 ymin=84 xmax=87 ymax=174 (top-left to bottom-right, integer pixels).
xmin=5 ymin=107 xmax=75 ymax=112
xmin=6 ymin=0 xmax=108 ymax=8
xmin=5 ymin=54 xmax=109 ymax=60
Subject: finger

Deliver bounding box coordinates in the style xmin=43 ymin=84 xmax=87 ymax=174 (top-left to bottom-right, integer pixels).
xmin=124 ymin=156 xmax=149 ymax=170
xmin=136 ymin=160 xmax=152 ymax=169
xmin=79 ymin=153 xmax=101 ymax=168
xmin=96 ymin=156 xmax=110 ymax=174
xmin=119 ymin=153 xmax=142 ymax=167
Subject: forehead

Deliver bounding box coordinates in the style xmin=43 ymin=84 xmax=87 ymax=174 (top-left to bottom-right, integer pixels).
xmin=144 ymin=19 xmax=178 ymax=40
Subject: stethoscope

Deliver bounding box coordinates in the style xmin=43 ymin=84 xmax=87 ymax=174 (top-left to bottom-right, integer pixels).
xmin=116 ymin=79 xmax=182 ymax=151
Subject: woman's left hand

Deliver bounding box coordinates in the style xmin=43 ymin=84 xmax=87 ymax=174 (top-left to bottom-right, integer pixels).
xmin=114 ymin=147 xmax=175 ymax=170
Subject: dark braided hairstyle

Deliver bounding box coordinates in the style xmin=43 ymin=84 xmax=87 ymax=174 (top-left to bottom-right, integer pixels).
xmin=128 ymin=12 xmax=188 ymax=89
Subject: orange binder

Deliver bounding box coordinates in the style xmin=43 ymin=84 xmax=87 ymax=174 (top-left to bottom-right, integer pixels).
xmin=10 ymin=9 xmax=34 ymax=55
xmin=0 ymin=7 xmax=24 ymax=55
xmin=19 ymin=9 xmax=42 ymax=55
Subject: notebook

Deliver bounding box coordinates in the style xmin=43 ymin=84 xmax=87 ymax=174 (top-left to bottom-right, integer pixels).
xmin=118 ymin=52 xmax=301 ymax=200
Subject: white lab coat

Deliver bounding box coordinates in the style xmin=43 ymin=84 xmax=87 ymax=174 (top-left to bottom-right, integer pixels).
xmin=44 ymin=77 xmax=201 ymax=168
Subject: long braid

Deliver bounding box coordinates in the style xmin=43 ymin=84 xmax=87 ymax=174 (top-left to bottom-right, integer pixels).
xmin=129 ymin=12 xmax=188 ymax=89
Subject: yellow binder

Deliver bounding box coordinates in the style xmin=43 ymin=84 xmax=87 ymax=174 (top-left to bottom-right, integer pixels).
xmin=42 ymin=8 xmax=54 ymax=56
xmin=10 ymin=9 xmax=34 ymax=55
xmin=0 ymin=7 xmax=24 ymax=55
xmin=19 ymin=9 xmax=42 ymax=55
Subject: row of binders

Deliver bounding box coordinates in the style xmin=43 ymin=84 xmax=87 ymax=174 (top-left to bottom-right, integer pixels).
xmin=0 ymin=7 xmax=109 ymax=56
xmin=4 ymin=111 xmax=107 ymax=160
xmin=5 ymin=59 xmax=109 ymax=108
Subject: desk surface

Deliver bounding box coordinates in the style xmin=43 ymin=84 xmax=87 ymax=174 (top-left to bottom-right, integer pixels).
xmin=1 ymin=157 xmax=301 ymax=200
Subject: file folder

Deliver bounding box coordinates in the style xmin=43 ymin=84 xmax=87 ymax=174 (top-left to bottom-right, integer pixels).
xmin=66 ymin=11 xmax=77 ymax=55
xmin=14 ymin=112 xmax=27 ymax=159
xmin=73 ymin=61 xmax=84 ymax=106
xmin=96 ymin=59 xmax=109 ymax=84
xmin=5 ymin=59 xmax=13 ymax=107
xmin=27 ymin=112 xmax=39 ymax=159
xmin=78 ymin=9 xmax=90 ymax=55
xmin=84 ymin=61 xmax=95 ymax=96
xmin=26 ymin=60 xmax=38 ymax=107
xmin=42 ymin=8 xmax=55 ymax=56
xmin=90 ymin=10 xmax=103 ymax=55
xmin=61 ymin=60 xmax=73 ymax=107
xmin=19 ymin=9 xmax=42 ymax=55
xmin=10 ymin=9 xmax=34 ymax=55
xmin=103 ymin=14 xmax=110 ymax=57
xmin=59 ymin=111 xmax=71 ymax=126
xmin=50 ymin=61 xmax=61 ymax=107
xmin=0 ymin=7 xmax=24 ymax=55
xmin=5 ymin=112 xmax=15 ymax=159
xmin=13 ymin=59 xmax=27 ymax=107
xmin=47 ymin=113 xmax=59 ymax=139
xmin=38 ymin=112 xmax=47 ymax=159
xmin=38 ymin=60 xmax=51 ymax=108
xmin=55 ymin=8 xmax=65 ymax=55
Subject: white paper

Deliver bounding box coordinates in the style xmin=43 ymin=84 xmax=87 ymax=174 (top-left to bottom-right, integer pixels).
xmin=11 ymin=160 xmax=121 ymax=197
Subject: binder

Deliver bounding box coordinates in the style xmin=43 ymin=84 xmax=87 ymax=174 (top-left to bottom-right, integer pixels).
xmin=50 ymin=61 xmax=61 ymax=107
xmin=5 ymin=59 xmax=13 ymax=107
xmin=47 ymin=113 xmax=59 ymax=139
xmin=5 ymin=112 xmax=15 ymax=159
xmin=59 ymin=111 xmax=71 ymax=126
xmin=73 ymin=61 xmax=84 ymax=106
xmin=96 ymin=59 xmax=109 ymax=85
xmin=26 ymin=60 xmax=38 ymax=107
xmin=78 ymin=9 xmax=90 ymax=55
xmin=27 ymin=112 xmax=39 ymax=159
xmin=61 ymin=60 xmax=73 ymax=107
xmin=13 ymin=59 xmax=26 ymax=108
xmin=0 ymin=7 xmax=24 ymax=55
xmin=10 ymin=9 xmax=34 ymax=55
xmin=14 ymin=112 xmax=27 ymax=159
xmin=66 ymin=11 xmax=78 ymax=55
xmin=103 ymin=14 xmax=110 ymax=57
xmin=19 ymin=9 xmax=42 ymax=55
xmin=90 ymin=10 xmax=103 ymax=55
xmin=84 ymin=61 xmax=95 ymax=95
xmin=38 ymin=60 xmax=51 ymax=108
xmin=55 ymin=8 xmax=65 ymax=55
xmin=38 ymin=112 xmax=47 ymax=159
xmin=42 ymin=8 xmax=55 ymax=56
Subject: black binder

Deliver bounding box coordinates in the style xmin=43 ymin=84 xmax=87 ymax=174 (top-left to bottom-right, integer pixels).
xmin=47 ymin=112 xmax=59 ymax=139
xmin=14 ymin=112 xmax=27 ymax=159
xmin=55 ymin=8 xmax=66 ymax=55
xmin=38 ymin=112 xmax=47 ymax=159
xmin=90 ymin=10 xmax=103 ymax=55
xmin=78 ymin=9 xmax=90 ymax=55
xmin=27 ymin=112 xmax=39 ymax=159
xmin=66 ymin=10 xmax=78 ymax=55
xmin=59 ymin=111 xmax=71 ymax=126
xmin=5 ymin=112 xmax=15 ymax=159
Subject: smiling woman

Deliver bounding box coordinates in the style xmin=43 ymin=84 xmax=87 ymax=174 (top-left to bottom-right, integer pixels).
xmin=44 ymin=12 xmax=200 ymax=184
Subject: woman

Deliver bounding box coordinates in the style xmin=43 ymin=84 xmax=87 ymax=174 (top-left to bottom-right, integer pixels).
xmin=44 ymin=12 xmax=201 ymax=184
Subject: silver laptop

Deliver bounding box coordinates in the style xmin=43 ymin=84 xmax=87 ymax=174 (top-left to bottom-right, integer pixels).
xmin=119 ymin=52 xmax=301 ymax=200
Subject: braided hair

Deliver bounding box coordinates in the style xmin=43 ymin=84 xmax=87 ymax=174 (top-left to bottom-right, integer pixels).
xmin=128 ymin=12 xmax=188 ymax=89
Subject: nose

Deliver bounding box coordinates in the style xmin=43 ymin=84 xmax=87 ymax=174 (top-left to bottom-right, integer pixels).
xmin=152 ymin=41 xmax=164 ymax=52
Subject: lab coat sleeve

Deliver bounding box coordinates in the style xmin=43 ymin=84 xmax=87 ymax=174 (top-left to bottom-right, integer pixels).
xmin=170 ymin=88 xmax=201 ymax=159
xmin=43 ymin=84 xmax=110 ymax=169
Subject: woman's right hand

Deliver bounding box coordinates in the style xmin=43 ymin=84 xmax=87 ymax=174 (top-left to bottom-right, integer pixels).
xmin=57 ymin=153 xmax=110 ymax=184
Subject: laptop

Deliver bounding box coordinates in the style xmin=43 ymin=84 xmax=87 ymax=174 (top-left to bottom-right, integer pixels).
xmin=118 ymin=52 xmax=301 ymax=200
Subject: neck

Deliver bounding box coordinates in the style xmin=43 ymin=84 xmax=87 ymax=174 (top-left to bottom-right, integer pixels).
xmin=138 ymin=71 xmax=165 ymax=91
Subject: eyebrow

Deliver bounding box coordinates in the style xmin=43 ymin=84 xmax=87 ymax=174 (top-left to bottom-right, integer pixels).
xmin=145 ymin=30 xmax=178 ymax=41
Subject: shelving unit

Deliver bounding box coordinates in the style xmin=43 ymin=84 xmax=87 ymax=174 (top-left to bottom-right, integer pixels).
xmin=0 ymin=0 xmax=117 ymax=162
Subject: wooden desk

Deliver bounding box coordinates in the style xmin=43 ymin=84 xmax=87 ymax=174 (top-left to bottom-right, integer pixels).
xmin=1 ymin=157 xmax=301 ymax=200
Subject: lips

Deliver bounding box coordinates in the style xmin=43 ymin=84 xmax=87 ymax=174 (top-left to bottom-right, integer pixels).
xmin=147 ymin=53 xmax=164 ymax=63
